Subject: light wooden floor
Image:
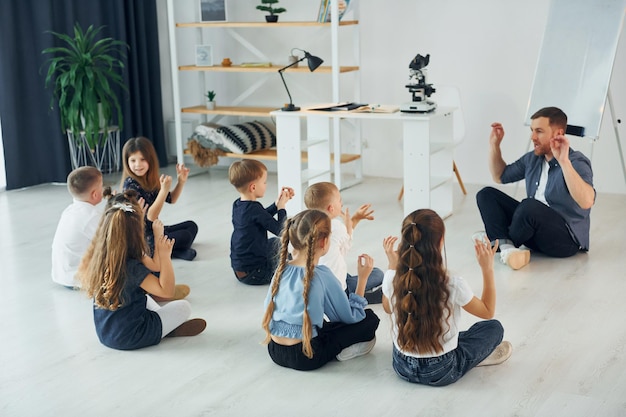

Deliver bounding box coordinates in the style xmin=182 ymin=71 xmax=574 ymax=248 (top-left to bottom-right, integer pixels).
xmin=1 ymin=167 xmax=625 ymax=417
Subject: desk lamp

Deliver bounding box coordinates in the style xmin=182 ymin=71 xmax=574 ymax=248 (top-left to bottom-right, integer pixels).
xmin=278 ymin=48 xmax=323 ymax=111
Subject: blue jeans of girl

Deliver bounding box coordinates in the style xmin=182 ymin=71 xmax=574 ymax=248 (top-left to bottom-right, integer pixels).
xmin=392 ymin=319 xmax=504 ymax=387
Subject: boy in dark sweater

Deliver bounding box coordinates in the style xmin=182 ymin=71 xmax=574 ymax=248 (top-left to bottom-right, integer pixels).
xmin=229 ymin=159 xmax=294 ymax=285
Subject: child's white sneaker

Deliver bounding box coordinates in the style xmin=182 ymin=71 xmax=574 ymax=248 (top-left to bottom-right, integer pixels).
xmin=336 ymin=337 xmax=376 ymax=361
xmin=477 ymin=341 xmax=513 ymax=366
xmin=500 ymin=248 xmax=530 ymax=270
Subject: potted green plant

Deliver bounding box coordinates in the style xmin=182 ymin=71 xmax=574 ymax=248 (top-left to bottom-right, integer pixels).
xmin=42 ymin=23 xmax=128 ymax=170
xmin=256 ymin=0 xmax=286 ymax=23
xmin=206 ymin=90 xmax=216 ymax=110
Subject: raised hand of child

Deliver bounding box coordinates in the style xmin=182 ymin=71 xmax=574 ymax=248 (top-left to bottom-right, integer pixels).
xmin=351 ymin=203 xmax=374 ymax=229
xmin=137 ymin=196 xmax=149 ymax=217
xmin=282 ymin=186 xmax=295 ymax=199
xmin=382 ymin=236 xmax=399 ymax=270
xmin=276 ymin=186 xmax=294 ymax=209
xmin=159 ymin=174 xmax=173 ymax=193
xmin=176 ymin=163 xmax=190 ymax=183
xmin=156 ymin=234 xmax=175 ymax=258
xmin=355 ymin=254 xmax=374 ymax=296
xmin=152 ymin=218 xmax=165 ymax=238
xmin=474 ymin=236 xmax=498 ymax=271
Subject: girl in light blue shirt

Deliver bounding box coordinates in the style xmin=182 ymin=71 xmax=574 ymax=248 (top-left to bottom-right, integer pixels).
xmin=262 ymin=209 xmax=379 ymax=371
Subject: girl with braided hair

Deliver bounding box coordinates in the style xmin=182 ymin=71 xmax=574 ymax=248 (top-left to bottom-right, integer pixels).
xmin=262 ymin=209 xmax=380 ymax=371
xmin=381 ymin=209 xmax=512 ymax=386
xmin=79 ymin=191 xmax=206 ymax=350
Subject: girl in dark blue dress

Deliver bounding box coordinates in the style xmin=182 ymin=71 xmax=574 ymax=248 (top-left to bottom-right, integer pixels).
xmin=79 ymin=192 xmax=205 ymax=350
xmin=121 ymin=137 xmax=198 ymax=260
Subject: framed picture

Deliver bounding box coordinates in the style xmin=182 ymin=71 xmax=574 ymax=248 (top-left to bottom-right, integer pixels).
xmin=200 ymin=0 xmax=227 ymax=22
xmin=196 ymin=45 xmax=213 ymax=67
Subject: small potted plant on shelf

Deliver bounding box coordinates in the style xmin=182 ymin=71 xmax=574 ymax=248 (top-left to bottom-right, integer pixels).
xmin=42 ymin=23 xmax=128 ymax=172
xmin=206 ymin=90 xmax=216 ymax=110
xmin=256 ymin=0 xmax=286 ymax=23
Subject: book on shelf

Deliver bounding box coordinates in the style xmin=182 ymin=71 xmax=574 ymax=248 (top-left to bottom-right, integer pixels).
xmin=240 ymin=62 xmax=272 ymax=67
xmin=317 ymin=0 xmax=352 ymax=23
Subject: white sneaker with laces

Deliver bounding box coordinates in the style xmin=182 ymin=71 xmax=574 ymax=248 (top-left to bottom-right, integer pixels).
xmin=336 ymin=337 xmax=376 ymax=361
xmin=477 ymin=341 xmax=513 ymax=366
xmin=500 ymin=248 xmax=530 ymax=270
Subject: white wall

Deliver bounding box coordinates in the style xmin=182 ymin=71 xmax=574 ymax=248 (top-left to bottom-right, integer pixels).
xmin=158 ymin=0 xmax=626 ymax=195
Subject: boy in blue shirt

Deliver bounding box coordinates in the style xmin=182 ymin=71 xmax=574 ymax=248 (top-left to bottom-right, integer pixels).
xmin=229 ymin=159 xmax=294 ymax=285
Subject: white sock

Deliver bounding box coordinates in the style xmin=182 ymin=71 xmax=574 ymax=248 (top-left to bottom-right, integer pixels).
xmin=499 ymin=239 xmax=515 ymax=252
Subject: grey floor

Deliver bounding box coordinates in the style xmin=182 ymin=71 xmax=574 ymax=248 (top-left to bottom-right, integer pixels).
xmin=1 ymin=167 xmax=625 ymax=417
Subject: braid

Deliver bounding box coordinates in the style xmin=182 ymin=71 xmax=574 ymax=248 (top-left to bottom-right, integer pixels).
xmin=301 ymin=224 xmax=317 ymax=359
xmin=262 ymin=218 xmax=293 ymax=344
xmin=261 ymin=210 xmax=331 ymax=360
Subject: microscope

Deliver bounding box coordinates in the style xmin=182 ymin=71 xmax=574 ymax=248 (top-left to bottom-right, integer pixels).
xmin=400 ymin=53 xmax=437 ymax=113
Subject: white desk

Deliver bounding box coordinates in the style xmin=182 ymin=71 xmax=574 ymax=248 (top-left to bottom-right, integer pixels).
xmin=272 ymin=107 xmax=455 ymax=218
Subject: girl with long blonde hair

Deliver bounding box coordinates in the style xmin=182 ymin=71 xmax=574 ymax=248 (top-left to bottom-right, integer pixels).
xmin=79 ymin=191 xmax=205 ymax=350
xmin=262 ymin=209 xmax=379 ymax=371
xmin=381 ymin=209 xmax=512 ymax=386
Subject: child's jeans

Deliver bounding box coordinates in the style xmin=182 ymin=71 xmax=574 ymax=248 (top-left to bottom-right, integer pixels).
xmin=392 ymin=319 xmax=504 ymax=386
xmin=233 ymin=237 xmax=280 ymax=286
xmin=268 ymin=309 xmax=380 ymax=371
xmin=345 ymin=267 xmax=384 ymax=292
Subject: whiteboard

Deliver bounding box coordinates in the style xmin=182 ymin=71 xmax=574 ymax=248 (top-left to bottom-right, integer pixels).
xmin=525 ymin=0 xmax=626 ymax=140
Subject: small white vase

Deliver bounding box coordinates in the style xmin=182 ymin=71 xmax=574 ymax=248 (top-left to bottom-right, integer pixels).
xmin=206 ymin=101 xmax=215 ymax=110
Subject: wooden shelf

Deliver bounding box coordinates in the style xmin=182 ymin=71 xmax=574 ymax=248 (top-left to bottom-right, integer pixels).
xmin=181 ymin=105 xmax=276 ymax=117
xmin=178 ymin=65 xmax=359 ymax=73
xmin=168 ymin=0 xmax=361 ymax=177
xmin=176 ymin=21 xmax=358 ymax=28
xmin=221 ymin=149 xmax=361 ymax=164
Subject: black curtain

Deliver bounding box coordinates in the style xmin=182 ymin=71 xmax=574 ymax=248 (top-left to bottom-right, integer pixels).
xmin=0 ymin=0 xmax=167 ymax=190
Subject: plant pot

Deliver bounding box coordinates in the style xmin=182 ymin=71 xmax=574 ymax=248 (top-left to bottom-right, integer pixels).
xmin=66 ymin=127 xmax=121 ymax=173
xmin=206 ymin=101 xmax=216 ymax=110
xmin=265 ymin=15 xmax=279 ymax=23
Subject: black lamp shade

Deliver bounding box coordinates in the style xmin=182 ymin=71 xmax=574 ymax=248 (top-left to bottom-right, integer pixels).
xmin=305 ymin=53 xmax=324 ymax=72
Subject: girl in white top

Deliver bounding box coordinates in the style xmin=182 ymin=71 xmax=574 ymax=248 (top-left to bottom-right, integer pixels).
xmin=381 ymin=209 xmax=512 ymax=386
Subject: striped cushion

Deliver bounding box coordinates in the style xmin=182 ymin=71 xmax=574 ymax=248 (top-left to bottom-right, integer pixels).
xmin=216 ymin=121 xmax=276 ymax=154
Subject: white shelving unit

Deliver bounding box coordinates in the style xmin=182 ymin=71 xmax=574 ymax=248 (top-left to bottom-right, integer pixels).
xmin=165 ymin=0 xmax=362 ymax=187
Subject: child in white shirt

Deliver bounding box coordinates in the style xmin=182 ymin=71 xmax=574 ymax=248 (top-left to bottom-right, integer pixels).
xmin=304 ymin=182 xmax=384 ymax=303
xmin=51 ymin=166 xmax=105 ymax=288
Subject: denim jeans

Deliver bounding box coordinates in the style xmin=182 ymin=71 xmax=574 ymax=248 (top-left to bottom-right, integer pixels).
xmin=268 ymin=309 xmax=380 ymax=371
xmin=233 ymin=237 xmax=281 ymax=286
xmin=476 ymin=187 xmax=580 ymax=258
xmin=392 ymin=320 xmax=504 ymax=386
xmin=345 ymin=267 xmax=384 ymax=293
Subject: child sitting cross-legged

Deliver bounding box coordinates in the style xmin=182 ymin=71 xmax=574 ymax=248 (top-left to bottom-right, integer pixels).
xmin=304 ymin=182 xmax=384 ymax=303
xmin=52 ymin=166 xmax=108 ymax=289
xmin=381 ymin=209 xmax=512 ymax=386
xmin=229 ymin=159 xmax=294 ymax=285
xmin=262 ymin=209 xmax=380 ymax=371
xmin=78 ymin=192 xmax=205 ymax=350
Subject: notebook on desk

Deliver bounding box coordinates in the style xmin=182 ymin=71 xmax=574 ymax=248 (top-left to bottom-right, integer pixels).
xmin=310 ymin=102 xmax=368 ymax=111
xmin=310 ymin=102 xmax=399 ymax=113
xmin=352 ymin=104 xmax=400 ymax=113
